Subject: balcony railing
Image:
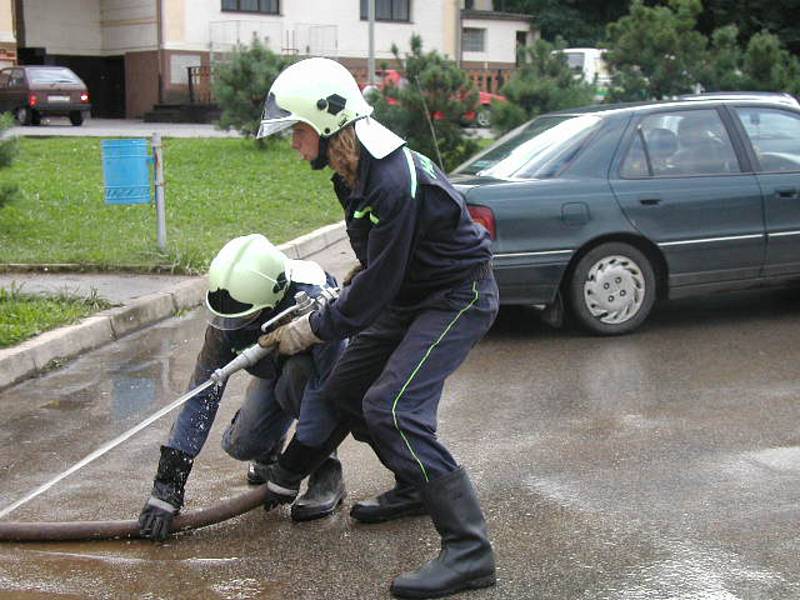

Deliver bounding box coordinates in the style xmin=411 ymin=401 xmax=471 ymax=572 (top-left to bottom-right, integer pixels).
xmin=186 ymin=64 xmax=514 ymax=106
xmin=188 ymin=65 xmax=214 ymax=104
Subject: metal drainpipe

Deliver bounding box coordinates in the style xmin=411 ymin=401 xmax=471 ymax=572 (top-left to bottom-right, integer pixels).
xmin=12 ymin=0 xmax=25 ymax=52
xmin=156 ymin=0 xmax=164 ymax=104
xmin=368 ymin=0 xmax=375 ymax=85
xmin=456 ymin=0 xmax=462 ymax=68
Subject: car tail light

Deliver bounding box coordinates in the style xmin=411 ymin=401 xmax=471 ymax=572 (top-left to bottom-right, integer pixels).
xmin=80 ymin=92 xmax=90 ymax=103
xmin=28 ymin=93 xmax=38 ymax=107
xmin=468 ymin=205 xmax=496 ymax=239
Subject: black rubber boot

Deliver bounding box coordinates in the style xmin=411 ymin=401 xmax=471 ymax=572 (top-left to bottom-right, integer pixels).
xmin=390 ymin=467 xmax=496 ymax=599
xmin=246 ymin=435 xmax=286 ymax=485
xmin=350 ymin=476 xmax=427 ymax=524
xmin=290 ymin=453 xmax=346 ymax=522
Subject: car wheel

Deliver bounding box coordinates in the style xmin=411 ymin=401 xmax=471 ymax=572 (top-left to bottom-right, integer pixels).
xmin=69 ymin=111 xmax=85 ymax=126
xmin=568 ymin=242 xmax=656 ymax=335
xmin=476 ymin=107 xmax=491 ymax=128
xmin=14 ymin=106 xmax=31 ymax=126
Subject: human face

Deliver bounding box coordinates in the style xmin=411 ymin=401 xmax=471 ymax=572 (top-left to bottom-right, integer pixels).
xmin=291 ymin=122 xmax=320 ymax=162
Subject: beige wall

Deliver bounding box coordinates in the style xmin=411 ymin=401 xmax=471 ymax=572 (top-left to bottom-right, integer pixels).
xmin=0 ymin=0 xmax=14 ymax=43
xmin=22 ymin=0 xmax=157 ymax=55
xmin=181 ymin=0 xmax=449 ymax=60
xmin=462 ymin=15 xmax=532 ymax=65
xmin=100 ymin=0 xmax=157 ymax=53
xmin=442 ymin=0 xmax=457 ymax=58
xmin=163 ymin=0 xmax=184 ymax=46
xmin=24 ymin=0 xmax=103 ymax=55
xmin=0 ymin=0 xmax=14 ymax=67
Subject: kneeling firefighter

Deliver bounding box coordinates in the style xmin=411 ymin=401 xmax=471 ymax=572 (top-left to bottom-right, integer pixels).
xmin=254 ymin=58 xmax=499 ymax=598
xmin=138 ymin=234 xmax=347 ymax=541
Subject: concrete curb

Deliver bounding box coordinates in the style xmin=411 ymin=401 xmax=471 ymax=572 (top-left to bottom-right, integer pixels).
xmin=0 ymin=221 xmax=346 ymax=391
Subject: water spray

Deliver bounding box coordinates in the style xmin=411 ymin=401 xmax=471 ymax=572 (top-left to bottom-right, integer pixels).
xmin=0 ymin=289 xmax=336 ymax=541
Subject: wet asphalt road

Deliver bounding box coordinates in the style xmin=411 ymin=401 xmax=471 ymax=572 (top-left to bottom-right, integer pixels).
xmin=1 ymin=277 xmax=800 ymax=598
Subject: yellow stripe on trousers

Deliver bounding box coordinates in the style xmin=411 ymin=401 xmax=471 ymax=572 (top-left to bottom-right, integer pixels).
xmin=390 ymin=281 xmax=481 ymax=482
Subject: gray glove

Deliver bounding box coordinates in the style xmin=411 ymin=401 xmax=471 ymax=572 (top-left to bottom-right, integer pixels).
xmin=258 ymin=312 xmax=322 ymax=356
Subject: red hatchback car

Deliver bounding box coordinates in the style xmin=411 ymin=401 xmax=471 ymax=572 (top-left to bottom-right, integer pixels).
xmin=361 ymin=69 xmax=505 ymax=127
xmin=0 ymin=65 xmax=91 ymax=126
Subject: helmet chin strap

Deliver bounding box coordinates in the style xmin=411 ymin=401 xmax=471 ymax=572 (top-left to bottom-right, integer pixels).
xmin=310 ymin=135 xmax=330 ymax=170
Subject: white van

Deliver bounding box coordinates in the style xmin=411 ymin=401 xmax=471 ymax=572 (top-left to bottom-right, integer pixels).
xmin=560 ymin=48 xmax=611 ymax=100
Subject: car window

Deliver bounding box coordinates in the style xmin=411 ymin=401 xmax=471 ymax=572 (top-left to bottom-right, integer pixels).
xmin=0 ymin=70 xmax=9 ymax=88
xmin=26 ymin=68 xmax=82 ymax=85
xmin=621 ymin=109 xmax=740 ymax=177
xmin=733 ymin=107 xmax=800 ymax=173
xmin=620 ymin=132 xmax=649 ymax=177
xmin=8 ymin=69 xmax=25 ymax=87
xmin=453 ymin=114 xmax=602 ymax=179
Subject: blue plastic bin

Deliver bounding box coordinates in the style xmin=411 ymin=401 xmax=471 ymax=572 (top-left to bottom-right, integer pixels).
xmin=102 ymin=139 xmax=152 ymax=205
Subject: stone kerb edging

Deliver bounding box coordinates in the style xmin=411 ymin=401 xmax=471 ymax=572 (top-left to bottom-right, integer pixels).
xmin=0 ymin=221 xmax=346 ymax=390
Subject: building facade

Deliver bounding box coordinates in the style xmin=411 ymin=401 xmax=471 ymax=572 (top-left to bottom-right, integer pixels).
xmin=1 ymin=0 xmax=533 ymax=118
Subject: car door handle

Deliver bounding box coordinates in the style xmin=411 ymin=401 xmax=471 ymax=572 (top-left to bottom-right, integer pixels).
xmin=638 ymin=196 xmax=662 ymax=206
xmin=774 ymin=187 xmax=798 ymax=199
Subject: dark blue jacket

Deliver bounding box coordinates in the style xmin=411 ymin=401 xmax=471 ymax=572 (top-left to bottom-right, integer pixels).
xmin=311 ymin=146 xmax=492 ymax=341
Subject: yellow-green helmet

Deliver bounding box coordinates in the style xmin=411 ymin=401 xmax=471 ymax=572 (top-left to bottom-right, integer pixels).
xmin=257 ymin=57 xmax=405 ymax=159
xmin=205 ymin=234 xmax=289 ymax=330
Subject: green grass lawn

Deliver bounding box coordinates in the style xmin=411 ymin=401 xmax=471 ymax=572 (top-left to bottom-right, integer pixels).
xmin=0 ymin=285 xmax=112 ymax=348
xmin=0 ymin=137 xmax=341 ymax=273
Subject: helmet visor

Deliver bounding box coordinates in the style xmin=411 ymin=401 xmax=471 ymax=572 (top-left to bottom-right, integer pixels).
xmin=206 ymin=308 xmax=263 ymax=331
xmin=257 ymin=92 xmax=297 ymax=139
xmin=207 ymin=287 xmax=254 ymax=317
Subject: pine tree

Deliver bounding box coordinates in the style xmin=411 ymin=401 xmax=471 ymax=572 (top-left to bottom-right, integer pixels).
xmin=212 ymin=37 xmax=295 ymax=139
xmin=370 ymin=35 xmax=479 ymax=172
xmin=603 ymin=0 xmax=708 ymax=101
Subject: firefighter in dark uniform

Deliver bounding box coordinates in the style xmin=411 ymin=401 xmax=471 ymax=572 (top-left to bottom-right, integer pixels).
xmin=137 ymin=234 xmax=346 ymax=541
xmin=255 ymin=58 xmax=499 ymax=599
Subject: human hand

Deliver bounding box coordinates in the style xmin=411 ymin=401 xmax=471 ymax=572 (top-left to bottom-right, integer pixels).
xmin=257 ymin=312 xmax=321 ymax=355
xmin=342 ymin=262 xmax=364 ymax=287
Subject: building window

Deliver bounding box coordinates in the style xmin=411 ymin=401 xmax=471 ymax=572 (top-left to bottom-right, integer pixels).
xmin=360 ymin=0 xmax=411 ymax=22
xmin=462 ymin=28 xmax=486 ymax=52
xmin=222 ymin=0 xmax=279 ymax=14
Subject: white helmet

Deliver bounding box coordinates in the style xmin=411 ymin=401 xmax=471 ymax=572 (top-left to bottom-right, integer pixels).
xmin=257 ymin=57 xmax=404 ymax=159
xmin=205 ymin=234 xmax=290 ymax=330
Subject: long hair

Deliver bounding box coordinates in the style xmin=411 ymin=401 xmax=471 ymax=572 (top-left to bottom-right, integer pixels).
xmin=328 ymin=125 xmax=360 ymax=189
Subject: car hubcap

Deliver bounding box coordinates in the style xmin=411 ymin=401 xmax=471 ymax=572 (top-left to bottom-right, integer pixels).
xmin=583 ymin=255 xmax=645 ymax=324
xmin=16 ymin=108 xmax=27 ymax=123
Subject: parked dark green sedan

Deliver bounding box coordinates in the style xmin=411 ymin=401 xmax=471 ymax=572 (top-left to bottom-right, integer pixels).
xmin=453 ymin=93 xmax=800 ymax=335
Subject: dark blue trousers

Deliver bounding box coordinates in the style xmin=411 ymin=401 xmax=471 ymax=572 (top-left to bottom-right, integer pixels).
xmin=323 ymin=271 xmax=498 ymax=486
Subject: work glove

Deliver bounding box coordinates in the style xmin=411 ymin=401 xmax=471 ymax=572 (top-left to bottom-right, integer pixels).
xmin=341 ymin=262 xmax=364 ymax=287
xmin=138 ymin=445 xmax=193 ymax=542
xmin=258 ymin=312 xmax=322 ymax=356
xmin=262 ymin=463 xmax=303 ymax=512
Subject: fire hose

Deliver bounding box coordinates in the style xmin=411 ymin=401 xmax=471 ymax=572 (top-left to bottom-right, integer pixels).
xmin=0 ymin=289 xmax=336 ymax=543
xmin=0 ymin=486 xmax=270 ymax=542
